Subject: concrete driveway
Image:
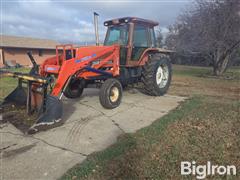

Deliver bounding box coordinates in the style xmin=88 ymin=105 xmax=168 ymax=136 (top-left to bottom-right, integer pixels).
xmin=0 ymin=88 xmax=185 ymax=180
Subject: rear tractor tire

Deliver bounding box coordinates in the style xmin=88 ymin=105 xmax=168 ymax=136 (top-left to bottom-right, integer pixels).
xmin=64 ymin=78 xmax=85 ymax=98
xmin=99 ymin=78 xmax=123 ymax=109
xmin=142 ymin=54 xmax=172 ymax=96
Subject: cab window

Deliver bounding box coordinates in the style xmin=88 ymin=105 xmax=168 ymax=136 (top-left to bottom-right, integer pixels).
xmin=131 ymin=24 xmax=149 ymax=61
xmin=132 ymin=25 xmax=148 ymax=47
xmin=104 ymin=24 xmax=128 ymax=46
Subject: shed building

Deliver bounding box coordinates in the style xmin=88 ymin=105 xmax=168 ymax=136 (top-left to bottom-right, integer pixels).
xmin=0 ymin=35 xmax=59 ymax=67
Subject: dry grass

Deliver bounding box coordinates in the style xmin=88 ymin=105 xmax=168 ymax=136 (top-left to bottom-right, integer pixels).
xmin=169 ymin=65 xmax=240 ymax=99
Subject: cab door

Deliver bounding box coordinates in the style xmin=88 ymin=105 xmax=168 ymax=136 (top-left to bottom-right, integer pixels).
xmin=104 ymin=24 xmax=129 ymax=65
xmin=127 ymin=24 xmax=150 ymax=66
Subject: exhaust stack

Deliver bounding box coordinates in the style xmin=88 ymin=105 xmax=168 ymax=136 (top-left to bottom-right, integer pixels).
xmin=94 ymin=12 xmax=100 ymax=46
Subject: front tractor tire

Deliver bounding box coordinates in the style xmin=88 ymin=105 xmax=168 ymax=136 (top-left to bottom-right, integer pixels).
xmin=64 ymin=79 xmax=84 ymax=99
xmin=142 ymin=54 xmax=172 ymax=96
xmin=99 ymin=78 xmax=123 ymax=109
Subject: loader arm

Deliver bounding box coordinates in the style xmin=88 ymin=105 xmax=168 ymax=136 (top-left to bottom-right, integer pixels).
xmin=47 ymin=45 xmax=120 ymax=97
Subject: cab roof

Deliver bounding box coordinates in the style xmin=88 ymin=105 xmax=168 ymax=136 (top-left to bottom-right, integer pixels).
xmin=104 ymin=17 xmax=159 ymax=27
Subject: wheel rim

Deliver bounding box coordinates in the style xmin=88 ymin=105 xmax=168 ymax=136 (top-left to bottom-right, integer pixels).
xmin=156 ymin=64 xmax=169 ymax=88
xmin=110 ymin=86 xmax=119 ymax=102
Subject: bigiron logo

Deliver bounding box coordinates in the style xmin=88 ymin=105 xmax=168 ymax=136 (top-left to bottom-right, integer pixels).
xmin=181 ymin=161 xmax=237 ymax=179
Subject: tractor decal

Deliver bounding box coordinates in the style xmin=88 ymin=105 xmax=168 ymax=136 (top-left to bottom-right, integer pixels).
xmin=46 ymin=67 xmax=58 ymax=71
xmin=75 ymin=53 xmax=97 ymax=63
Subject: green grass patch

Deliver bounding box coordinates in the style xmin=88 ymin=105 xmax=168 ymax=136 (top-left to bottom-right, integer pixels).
xmin=173 ymin=65 xmax=240 ymax=80
xmin=0 ymin=67 xmax=30 ymax=101
xmin=173 ymin=65 xmax=211 ymax=77
xmin=1 ymin=67 xmax=30 ymax=73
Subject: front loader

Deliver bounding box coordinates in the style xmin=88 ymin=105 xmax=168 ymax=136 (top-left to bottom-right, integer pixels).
xmin=1 ymin=16 xmax=173 ymax=134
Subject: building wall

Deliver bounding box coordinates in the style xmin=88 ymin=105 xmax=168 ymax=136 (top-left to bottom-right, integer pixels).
xmin=3 ymin=48 xmax=56 ymax=66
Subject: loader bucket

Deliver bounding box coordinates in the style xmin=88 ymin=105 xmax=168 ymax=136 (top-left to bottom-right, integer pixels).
xmin=1 ymin=72 xmax=63 ymax=134
xmin=3 ymin=85 xmax=27 ymax=106
xmin=28 ymin=95 xmax=63 ymax=134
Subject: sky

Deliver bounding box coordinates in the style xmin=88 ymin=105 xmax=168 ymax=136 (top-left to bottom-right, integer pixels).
xmin=1 ymin=0 xmax=192 ymax=44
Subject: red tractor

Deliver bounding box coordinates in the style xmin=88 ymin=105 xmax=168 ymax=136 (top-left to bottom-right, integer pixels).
xmin=1 ymin=16 xmax=172 ymax=133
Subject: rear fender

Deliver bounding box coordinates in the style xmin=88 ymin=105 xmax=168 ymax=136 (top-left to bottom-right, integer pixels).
xmin=138 ymin=48 xmax=174 ymax=66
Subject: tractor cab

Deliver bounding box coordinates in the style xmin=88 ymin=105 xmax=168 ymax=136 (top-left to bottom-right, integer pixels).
xmin=104 ymin=17 xmax=159 ymax=66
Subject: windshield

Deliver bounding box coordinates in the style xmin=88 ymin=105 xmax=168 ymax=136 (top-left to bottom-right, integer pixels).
xmin=104 ymin=24 xmax=128 ymax=46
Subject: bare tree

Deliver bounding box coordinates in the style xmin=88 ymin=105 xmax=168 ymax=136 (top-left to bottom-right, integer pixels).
xmin=166 ymin=0 xmax=240 ymax=75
